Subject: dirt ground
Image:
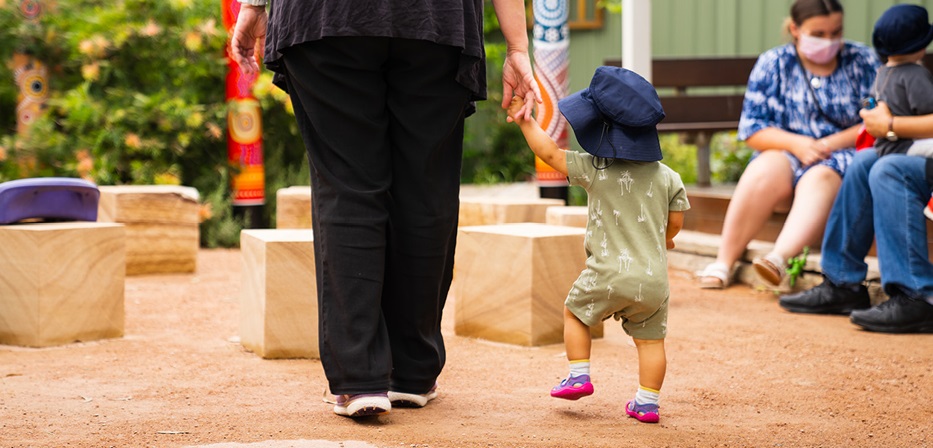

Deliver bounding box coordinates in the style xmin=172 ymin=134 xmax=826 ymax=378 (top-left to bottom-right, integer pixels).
xmin=1 ymin=249 xmax=931 ymax=448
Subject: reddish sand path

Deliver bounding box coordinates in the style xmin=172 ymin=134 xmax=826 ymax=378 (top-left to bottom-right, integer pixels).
xmin=1 ymin=249 xmax=930 ymax=447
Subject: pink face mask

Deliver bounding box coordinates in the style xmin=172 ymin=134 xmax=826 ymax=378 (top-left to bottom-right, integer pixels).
xmin=798 ymin=34 xmax=842 ymax=64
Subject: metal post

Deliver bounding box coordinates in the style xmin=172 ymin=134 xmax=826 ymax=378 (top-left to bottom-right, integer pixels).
xmin=622 ymin=0 xmax=652 ymax=82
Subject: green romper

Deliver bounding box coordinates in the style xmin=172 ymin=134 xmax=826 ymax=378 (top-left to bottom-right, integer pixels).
xmin=565 ymin=151 xmax=690 ymax=340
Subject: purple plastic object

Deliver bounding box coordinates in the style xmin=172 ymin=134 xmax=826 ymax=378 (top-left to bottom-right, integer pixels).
xmin=0 ymin=177 xmax=100 ymax=224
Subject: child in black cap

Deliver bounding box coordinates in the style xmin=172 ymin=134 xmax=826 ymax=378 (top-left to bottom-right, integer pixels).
xmin=507 ymin=66 xmax=690 ymax=423
xmin=867 ymin=4 xmax=933 ymax=219
xmin=869 ymin=3 xmax=933 ymax=157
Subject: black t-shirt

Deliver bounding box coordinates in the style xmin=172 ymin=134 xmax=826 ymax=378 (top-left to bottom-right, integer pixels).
xmin=264 ymin=0 xmax=487 ymax=102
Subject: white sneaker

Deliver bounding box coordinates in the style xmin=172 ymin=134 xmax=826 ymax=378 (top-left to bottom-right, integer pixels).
xmin=388 ymin=384 xmax=438 ymax=408
xmin=333 ymin=393 xmax=390 ymax=417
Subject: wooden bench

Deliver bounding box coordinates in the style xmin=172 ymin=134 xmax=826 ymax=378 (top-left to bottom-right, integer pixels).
xmin=606 ymin=55 xmax=933 ymax=186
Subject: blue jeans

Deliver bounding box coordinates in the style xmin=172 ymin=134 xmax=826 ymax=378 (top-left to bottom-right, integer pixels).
xmin=821 ymin=150 xmax=933 ymax=301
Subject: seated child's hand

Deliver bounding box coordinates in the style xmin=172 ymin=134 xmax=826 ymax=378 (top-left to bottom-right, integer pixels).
xmin=507 ymin=96 xmax=527 ymax=123
xmin=666 ymin=238 xmax=675 ymax=250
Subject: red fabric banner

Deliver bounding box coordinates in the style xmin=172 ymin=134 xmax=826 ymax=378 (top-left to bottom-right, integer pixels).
xmin=222 ymin=0 xmax=265 ymax=206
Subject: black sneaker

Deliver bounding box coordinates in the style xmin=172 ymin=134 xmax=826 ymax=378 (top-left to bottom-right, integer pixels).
xmin=779 ymin=280 xmax=870 ymax=315
xmin=850 ymin=295 xmax=933 ymax=334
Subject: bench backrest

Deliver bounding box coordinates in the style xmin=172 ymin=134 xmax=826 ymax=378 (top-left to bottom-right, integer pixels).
xmin=604 ymin=54 xmax=933 ymax=133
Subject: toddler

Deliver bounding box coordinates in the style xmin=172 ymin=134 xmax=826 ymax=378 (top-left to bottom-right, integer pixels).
xmin=866 ymin=4 xmax=933 ymax=218
xmin=507 ymin=66 xmax=690 ymax=423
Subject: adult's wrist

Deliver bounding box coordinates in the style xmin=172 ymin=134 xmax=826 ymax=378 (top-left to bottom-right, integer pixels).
xmin=238 ymin=0 xmax=267 ymax=7
xmin=886 ymin=116 xmax=899 ymax=141
xmin=506 ymin=46 xmax=530 ymax=57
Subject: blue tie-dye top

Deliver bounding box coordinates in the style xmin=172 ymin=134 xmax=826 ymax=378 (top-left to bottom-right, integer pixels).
xmin=738 ymin=41 xmax=880 ymax=142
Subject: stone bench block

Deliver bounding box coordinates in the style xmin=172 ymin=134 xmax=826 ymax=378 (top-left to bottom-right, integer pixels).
xmin=546 ymin=206 xmax=588 ymax=228
xmin=276 ymin=186 xmax=313 ymax=229
xmin=97 ymin=185 xmax=199 ymax=276
xmin=239 ymin=229 xmax=318 ymax=359
xmin=458 ymin=197 xmax=565 ymax=227
xmin=0 ymin=222 xmax=125 ymax=347
xmin=454 ymin=223 xmax=602 ymax=346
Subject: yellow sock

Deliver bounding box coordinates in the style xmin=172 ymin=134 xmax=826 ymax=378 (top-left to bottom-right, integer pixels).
xmin=569 ymin=359 xmax=590 ymax=377
xmin=635 ymin=385 xmax=660 ymax=405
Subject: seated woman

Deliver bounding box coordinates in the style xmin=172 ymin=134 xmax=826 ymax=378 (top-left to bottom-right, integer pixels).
xmin=697 ymin=0 xmax=880 ymax=289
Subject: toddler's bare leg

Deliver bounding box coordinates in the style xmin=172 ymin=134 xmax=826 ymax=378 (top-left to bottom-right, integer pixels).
xmin=563 ymin=306 xmax=591 ymax=361
xmin=633 ymin=338 xmax=666 ymax=390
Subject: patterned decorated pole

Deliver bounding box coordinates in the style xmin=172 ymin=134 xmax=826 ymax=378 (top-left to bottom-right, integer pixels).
xmin=13 ymin=0 xmax=48 ymax=135
xmin=222 ymin=0 xmax=265 ymax=224
xmin=532 ymin=0 xmax=570 ymax=202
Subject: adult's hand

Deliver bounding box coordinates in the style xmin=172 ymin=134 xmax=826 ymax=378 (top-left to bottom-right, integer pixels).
xmin=230 ymin=5 xmax=268 ymax=75
xmin=788 ymin=135 xmax=829 ymax=167
xmin=501 ymin=50 xmax=542 ymax=122
xmin=860 ymin=101 xmax=892 ymax=138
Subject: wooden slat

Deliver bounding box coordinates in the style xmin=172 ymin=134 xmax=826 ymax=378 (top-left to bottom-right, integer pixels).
xmin=652 ymin=58 xmax=757 ymax=87
xmin=605 ymin=54 xmax=933 ymax=89
xmin=659 ymin=95 xmax=745 ymax=126
xmin=604 ymin=57 xmax=756 ymax=87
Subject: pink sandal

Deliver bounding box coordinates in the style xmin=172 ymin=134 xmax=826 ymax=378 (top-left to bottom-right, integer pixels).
xmin=550 ymin=374 xmax=594 ymax=400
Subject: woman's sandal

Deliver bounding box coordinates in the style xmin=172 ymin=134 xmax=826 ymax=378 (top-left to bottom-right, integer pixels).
xmin=752 ymin=253 xmax=786 ymax=286
xmin=696 ymin=262 xmax=731 ymax=289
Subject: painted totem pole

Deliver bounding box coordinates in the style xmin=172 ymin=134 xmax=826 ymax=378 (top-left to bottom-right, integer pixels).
xmin=222 ymin=0 xmax=265 ymax=225
xmin=532 ymin=0 xmax=570 ymax=202
xmin=13 ymin=0 xmax=48 ymax=135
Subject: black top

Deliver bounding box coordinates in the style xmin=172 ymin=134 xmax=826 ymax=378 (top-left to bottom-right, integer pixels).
xmin=264 ymin=0 xmax=487 ymax=102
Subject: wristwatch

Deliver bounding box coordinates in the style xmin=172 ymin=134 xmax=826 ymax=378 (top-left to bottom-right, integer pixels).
xmin=885 ymin=116 xmax=898 ymax=142
xmin=238 ymin=0 xmax=267 ymax=6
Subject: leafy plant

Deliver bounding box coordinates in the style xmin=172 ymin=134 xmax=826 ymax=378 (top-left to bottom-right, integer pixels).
xmin=0 ymin=0 xmax=307 ymax=247
xmin=787 ymin=246 xmax=810 ymax=287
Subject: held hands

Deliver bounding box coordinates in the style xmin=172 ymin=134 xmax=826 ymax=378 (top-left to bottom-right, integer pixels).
xmin=501 ymin=50 xmax=542 ymax=122
xmin=506 ymin=96 xmax=531 ymax=124
xmin=859 ymin=101 xmax=892 ymax=138
xmin=230 ymin=5 xmax=268 ymax=75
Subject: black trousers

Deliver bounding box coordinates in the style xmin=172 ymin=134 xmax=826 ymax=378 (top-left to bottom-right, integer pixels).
xmin=282 ymin=37 xmax=470 ymax=395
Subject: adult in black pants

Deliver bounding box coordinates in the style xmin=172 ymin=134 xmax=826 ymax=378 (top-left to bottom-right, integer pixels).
xmin=231 ymin=0 xmax=540 ymax=418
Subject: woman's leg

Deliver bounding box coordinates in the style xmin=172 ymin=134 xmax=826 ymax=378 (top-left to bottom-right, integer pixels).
xmin=770 ymin=165 xmax=842 ymax=261
xmin=711 ymin=152 xmax=794 ymax=267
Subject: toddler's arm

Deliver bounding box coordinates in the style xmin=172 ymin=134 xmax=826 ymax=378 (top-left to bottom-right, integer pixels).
xmin=665 ymin=211 xmax=684 ymax=249
xmin=507 ymin=97 xmax=568 ymax=176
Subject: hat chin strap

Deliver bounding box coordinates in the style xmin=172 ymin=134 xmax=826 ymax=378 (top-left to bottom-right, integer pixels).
xmin=592 ymin=122 xmax=617 ymax=169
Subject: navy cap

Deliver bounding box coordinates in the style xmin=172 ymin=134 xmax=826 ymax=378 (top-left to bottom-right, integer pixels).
xmin=558 ymin=66 xmax=665 ymax=162
xmin=873 ymin=4 xmax=933 ymax=57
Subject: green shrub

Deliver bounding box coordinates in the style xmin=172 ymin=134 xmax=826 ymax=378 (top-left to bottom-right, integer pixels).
xmin=0 ymin=0 xmax=540 ymax=246
xmin=0 ymin=0 xmax=750 ymax=245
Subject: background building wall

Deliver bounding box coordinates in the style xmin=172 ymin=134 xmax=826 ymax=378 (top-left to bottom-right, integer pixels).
xmin=567 ymin=0 xmax=933 ymax=94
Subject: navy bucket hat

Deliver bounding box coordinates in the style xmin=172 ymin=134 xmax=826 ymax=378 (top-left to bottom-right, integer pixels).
xmin=558 ymin=66 xmax=665 ymax=162
xmin=873 ymin=4 xmax=933 ymax=57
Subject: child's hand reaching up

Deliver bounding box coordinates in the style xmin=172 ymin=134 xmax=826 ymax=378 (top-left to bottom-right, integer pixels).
xmin=507 ymin=96 xmax=529 ymax=124
xmin=504 ymin=95 xmax=568 ymax=176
